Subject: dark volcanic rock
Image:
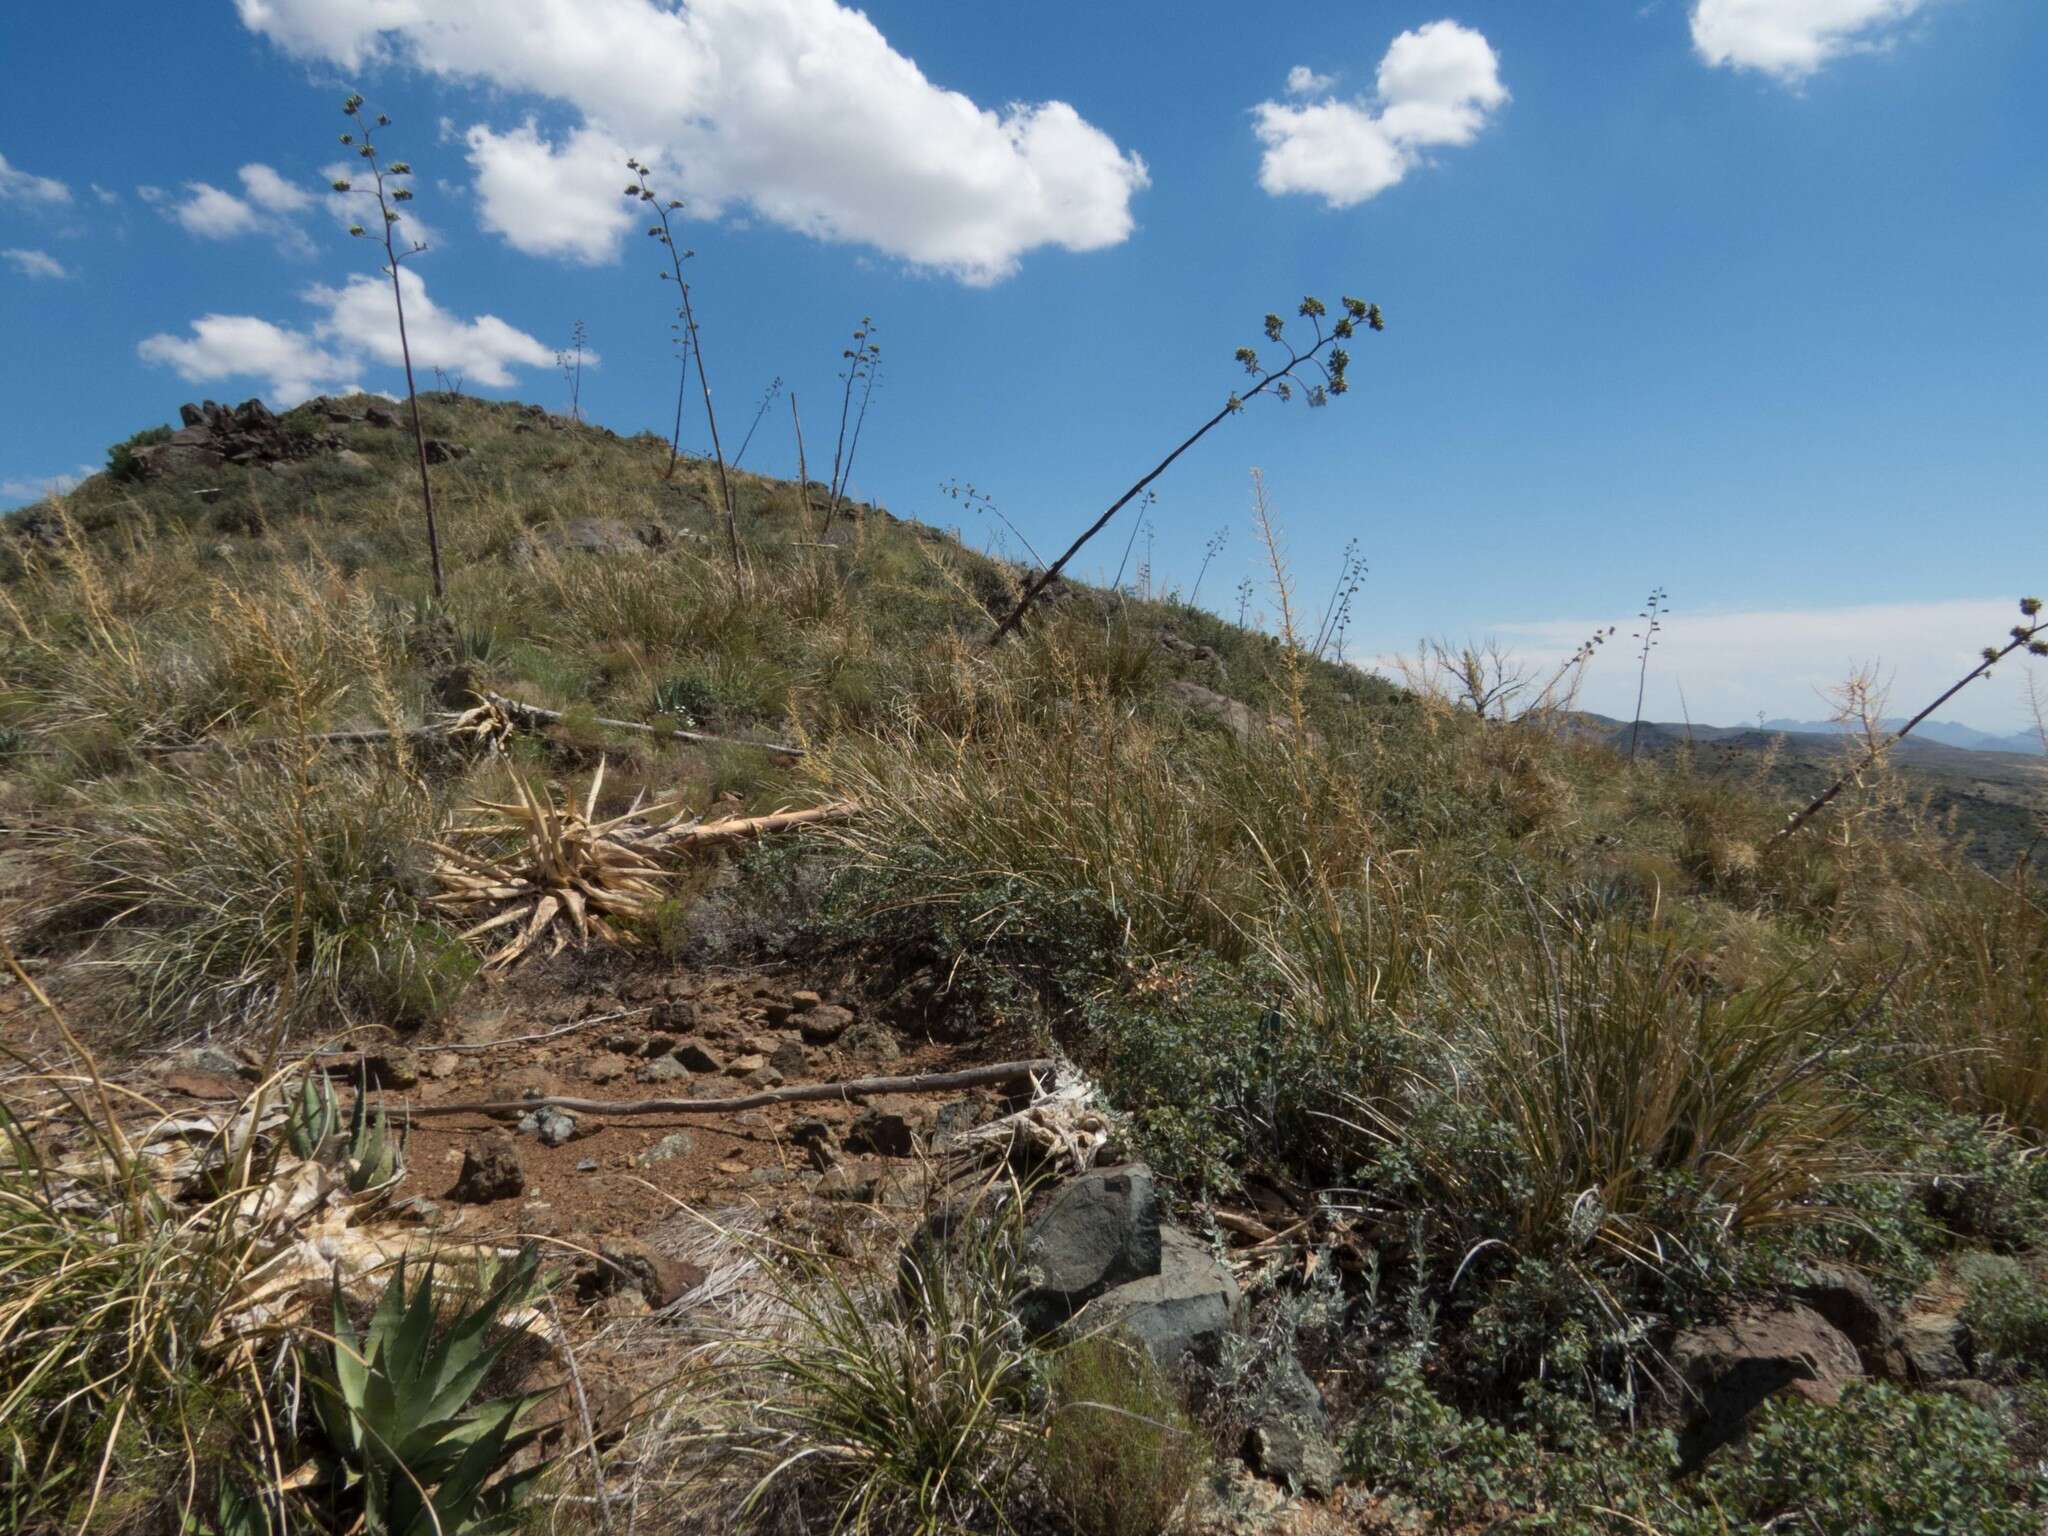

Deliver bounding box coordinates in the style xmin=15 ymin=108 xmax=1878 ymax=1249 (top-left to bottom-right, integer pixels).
xmin=1021 ymin=1164 xmax=1161 ymax=1332
xmin=451 ymin=1133 xmax=526 ymax=1204
xmin=1673 ymin=1304 xmax=1862 ymax=1464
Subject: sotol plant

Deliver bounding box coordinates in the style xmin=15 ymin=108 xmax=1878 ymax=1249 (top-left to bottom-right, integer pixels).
xmin=828 ymin=316 xmax=881 ymax=522
xmin=1626 ymin=585 xmax=1668 ymax=764
xmin=624 ymin=159 xmax=741 ymax=577
xmin=989 ymin=294 xmax=1382 ymax=643
xmin=331 ymin=96 xmax=446 ymax=599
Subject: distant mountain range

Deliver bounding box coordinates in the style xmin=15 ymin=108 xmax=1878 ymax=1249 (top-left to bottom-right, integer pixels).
xmin=1755 ymin=718 xmax=2043 ymax=756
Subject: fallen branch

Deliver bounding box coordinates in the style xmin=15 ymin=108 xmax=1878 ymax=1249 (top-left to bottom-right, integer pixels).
xmin=483 ymin=695 xmax=805 ymax=759
xmin=663 ymin=801 xmax=858 ymax=848
xmin=400 ymin=1059 xmax=1057 ymax=1120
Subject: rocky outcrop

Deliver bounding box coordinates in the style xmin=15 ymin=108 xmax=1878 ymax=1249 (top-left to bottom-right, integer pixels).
xmin=134 ymin=399 xmax=339 ymax=478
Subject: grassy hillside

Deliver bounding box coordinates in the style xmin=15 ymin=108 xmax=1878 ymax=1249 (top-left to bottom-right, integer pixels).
xmin=4 ymin=394 xmax=2048 ymax=1534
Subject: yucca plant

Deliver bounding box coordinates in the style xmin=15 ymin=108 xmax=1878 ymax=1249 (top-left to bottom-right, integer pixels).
xmin=286 ymin=1069 xmax=341 ymax=1159
xmin=312 ymin=1244 xmax=552 ymax=1536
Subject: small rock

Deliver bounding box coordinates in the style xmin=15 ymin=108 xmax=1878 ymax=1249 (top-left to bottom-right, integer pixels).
xmin=815 ymin=1162 xmax=879 ymax=1201
xmin=1673 ymin=1304 xmax=1863 ymax=1465
xmin=846 ymin=1107 xmax=918 ymax=1159
xmin=361 ymin=1047 xmax=420 ymax=1090
xmin=838 ymin=1018 xmax=901 ymax=1067
xmin=745 ymin=1066 xmax=784 ymax=1089
xmin=451 ymin=1133 xmax=526 ymax=1204
xmin=575 ymin=1158 xmax=599 ymax=1173
xmin=764 ymin=1001 xmax=798 ymax=1025
xmin=1243 ymin=1422 xmax=1340 ymax=1500
xmin=588 ymin=1236 xmax=705 ymax=1309
xmin=790 ymin=990 xmax=822 ymax=1012
xmin=933 ymin=1098 xmax=990 ymax=1141
xmin=535 ymin=1110 xmax=580 ymax=1147
xmin=648 ymin=999 xmax=694 ymax=1034
xmin=585 ymin=1057 xmax=627 ymax=1085
xmin=636 ymin=1131 xmax=695 ymax=1167
xmin=364 ymin=404 xmax=399 ymax=428
xmin=602 ymin=1031 xmax=650 ymax=1055
xmin=673 ymin=1039 xmax=724 ymax=1073
xmin=749 ymin=1166 xmax=797 ymax=1186
xmin=790 ymin=1117 xmax=837 ymax=1171
xmin=425 ymin=1052 xmax=461 ymax=1080
xmin=798 ymin=1005 xmax=854 ymax=1045
xmin=1900 ymin=1314 xmax=1973 ymax=1383
xmin=727 ymin=1053 xmax=769 ymax=1076
xmin=769 ymin=1040 xmax=807 ymax=1075
xmin=635 ymin=1057 xmax=691 ymax=1086
xmin=421 ymin=439 xmax=469 ymax=465
xmin=175 ymin=1045 xmax=248 ymax=1078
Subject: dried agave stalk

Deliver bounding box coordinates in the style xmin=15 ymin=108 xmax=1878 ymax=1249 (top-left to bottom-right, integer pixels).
xmin=430 ymin=759 xmax=685 ymax=968
xmin=441 ymin=697 xmax=514 ymax=754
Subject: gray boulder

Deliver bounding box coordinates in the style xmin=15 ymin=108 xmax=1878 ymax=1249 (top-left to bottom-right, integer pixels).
xmin=1022 ymin=1164 xmax=1161 ymax=1332
xmin=1069 ymin=1224 xmax=1242 ymax=1370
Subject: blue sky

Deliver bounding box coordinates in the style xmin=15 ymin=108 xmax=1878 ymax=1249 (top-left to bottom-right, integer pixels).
xmin=2 ymin=0 xmax=2042 ymax=729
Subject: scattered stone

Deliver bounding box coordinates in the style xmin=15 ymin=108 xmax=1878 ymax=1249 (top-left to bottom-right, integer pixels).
xmin=764 ymin=1001 xmax=798 ymax=1025
xmin=425 ymin=1052 xmax=461 ymax=1080
xmin=1900 ymin=1313 xmax=1973 ymax=1383
xmin=602 ymin=1031 xmax=650 ymax=1055
xmin=1672 ymin=1304 xmax=1863 ymax=1464
xmin=815 ymin=1161 xmax=879 ymax=1201
xmin=790 ymin=989 xmax=822 ymax=1011
xmin=1241 ymin=1355 xmax=1337 ymax=1496
xmin=575 ymin=1158 xmax=599 ymax=1173
xmin=749 ymin=1166 xmax=797 ymax=1187
xmin=175 ymin=1045 xmax=248 ymax=1078
xmin=542 ymin=1111 xmax=582 ymax=1146
xmin=798 ymin=1005 xmax=854 ymax=1045
xmin=622 ymin=1136 xmax=693 ymax=1175
xmin=716 ymin=1159 xmax=749 ymax=1176
xmin=586 ymin=1235 xmax=705 ymax=1309
xmin=727 ymin=1053 xmax=769 ymax=1077
xmin=421 ymin=439 xmax=469 ymax=464
xmin=790 ymin=1117 xmax=837 ymax=1171
xmin=1070 ymin=1224 xmax=1241 ymax=1370
xmin=451 ymin=1133 xmax=526 ymax=1204
xmin=584 ymin=1057 xmax=627 ymax=1085
xmin=769 ymin=1040 xmax=807 ymax=1075
xmin=745 ymin=1066 xmax=784 ymax=1089
xmin=846 ymin=1107 xmax=918 ymax=1159
xmin=1022 ymin=1164 xmax=1162 ymax=1332
xmin=359 ymin=1046 xmax=420 ymax=1090
xmin=635 ymin=1057 xmax=691 ymax=1086
xmin=673 ymin=1039 xmax=724 ymax=1073
xmin=364 ymin=404 xmax=399 ymax=428
xmin=838 ymin=1018 xmax=901 ymax=1067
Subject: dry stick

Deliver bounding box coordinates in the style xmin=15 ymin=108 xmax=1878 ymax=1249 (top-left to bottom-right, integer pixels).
xmin=987 ymin=352 xmax=1318 ymax=646
xmin=1769 ymin=615 xmax=2046 ymax=850
xmin=790 ymin=391 xmax=814 ymax=541
xmin=545 ymin=1292 xmax=614 ymax=1535
xmin=482 ymin=693 xmax=807 ymax=758
xmin=400 ymin=1059 xmax=1057 ymax=1121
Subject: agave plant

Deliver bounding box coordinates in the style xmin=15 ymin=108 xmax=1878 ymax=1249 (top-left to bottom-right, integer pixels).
xmin=285 ymin=1071 xmax=341 ymax=1160
xmin=344 ymin=1071 xmax=404 ymax=1195
xmin=313 ymin=1245 xmax=552 ymax=1535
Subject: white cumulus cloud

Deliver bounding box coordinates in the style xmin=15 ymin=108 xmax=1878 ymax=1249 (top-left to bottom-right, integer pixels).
xmin=1286 ymin=65 xmax=1335 ymax=96
xmin=233 ymin=0 xmax=1149 ymax=284
xmin=0 ymin=152 xmax=70 ymax=205
xmin=139 ymin=315 xmax=360 ymax=404
xmin=3 ymin=248 xmax=71 ymax=280
xmin=1254 ymin=20 xmax=1506 ymax=209
xmin=306 ymin=267 xmax=560 ymax=387
xmin=175 ymin=181 xmax=267 ymax=239
xmin=239 ymin=162 xmax=314 ymax=213
xmin=463 ymin=121 xmax=639 ymax=264
xmin=138 ymin=268 xmax=558 ymax=404
xmin=1691 ymin=0 xmax=1930 ymax=82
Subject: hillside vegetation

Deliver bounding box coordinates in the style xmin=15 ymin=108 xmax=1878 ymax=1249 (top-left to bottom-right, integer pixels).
xmin=3 ymin=392 xmax=2047 ymax=1534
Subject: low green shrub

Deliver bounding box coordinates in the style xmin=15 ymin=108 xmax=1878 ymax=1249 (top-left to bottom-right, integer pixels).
xmin=105 ymin=424 xmax=171 ymax=483
xmin=1034 ymin=1336 xmax=1207 ymax=1536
